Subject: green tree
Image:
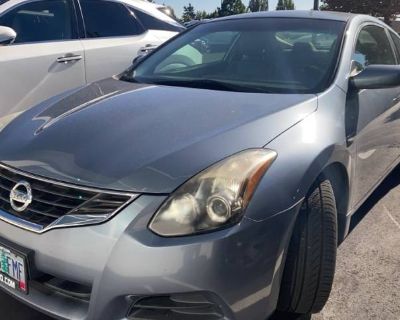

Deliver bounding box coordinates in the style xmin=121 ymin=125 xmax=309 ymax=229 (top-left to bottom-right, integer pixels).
xmin=321 ymin=0 xmax=400 ymax=25
xmin=276 ymin=0 xmax=285 ymax=10
xmin=248 ymin=0 xmax=269 ymax=12
xmin=276 ymin=0 xmax=295 ymax=10
xmin=182 ymin=3 xmax=196 ymax=22
xmin=194 ymin=9 xmax=219 ymax=20
xmin=284 ymin=0 xmax=295 ymax=10
xmin=207 ymin=10 xmax=220 ymax=18
xmin=218 ymin=0 xmax=246 ymax=17
xmin=162 ymin=6 xmax=178 ymax=20
xmin=195 ymin=10 xmax=208 ymax=20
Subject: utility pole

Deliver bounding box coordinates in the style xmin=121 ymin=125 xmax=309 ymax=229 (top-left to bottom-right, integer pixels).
xmin=313 ymin=0 xmax=319 ymax=10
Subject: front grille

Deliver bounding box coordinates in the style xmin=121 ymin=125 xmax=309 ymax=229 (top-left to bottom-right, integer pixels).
xmin=0 ymin=164 xmax=135 ymax=231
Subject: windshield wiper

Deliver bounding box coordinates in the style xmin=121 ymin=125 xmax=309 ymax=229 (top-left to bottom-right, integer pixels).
xmin=143 ymin=78 xmax=267 ymax=93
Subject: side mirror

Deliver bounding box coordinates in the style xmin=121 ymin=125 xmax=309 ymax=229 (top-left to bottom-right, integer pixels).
xmin=0 ymin=26 xmax=16 ymax=46
xmin=350 ymin=65 xmax=400 ymax=90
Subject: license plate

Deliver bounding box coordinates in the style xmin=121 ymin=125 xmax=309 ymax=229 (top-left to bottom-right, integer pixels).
xmin=0 ymin=244 xmax=28 ymax=293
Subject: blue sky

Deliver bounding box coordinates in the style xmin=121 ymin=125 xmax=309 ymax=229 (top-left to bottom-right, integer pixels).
xmin=156 ymin=0 xmax=315 ymax=17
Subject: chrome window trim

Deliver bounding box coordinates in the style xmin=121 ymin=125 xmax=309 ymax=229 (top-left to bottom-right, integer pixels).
xmin=0 ymin=163 xmax=139 ymax=234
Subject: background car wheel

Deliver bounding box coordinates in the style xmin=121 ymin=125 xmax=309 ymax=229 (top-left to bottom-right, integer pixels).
xmin=277 ymin=178 xmax=338 ymax=315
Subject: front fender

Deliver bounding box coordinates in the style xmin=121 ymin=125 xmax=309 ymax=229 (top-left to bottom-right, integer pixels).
xmin=245 ymin=85 xmax=351 ymax=222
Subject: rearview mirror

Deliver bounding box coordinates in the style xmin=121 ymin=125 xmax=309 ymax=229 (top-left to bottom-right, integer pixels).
xmin=0 ymin=26 xmax=16 ymax=46
xmin=350 ymin=65 xmax=400 ymax=90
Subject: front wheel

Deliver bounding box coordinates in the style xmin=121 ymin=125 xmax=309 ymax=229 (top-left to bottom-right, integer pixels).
xmin=277 ymin=179 xmax=338 ymax=315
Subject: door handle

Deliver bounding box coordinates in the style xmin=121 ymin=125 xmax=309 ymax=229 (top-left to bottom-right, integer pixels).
xmin=57 ymin=54 xmax=82 ymax=64
xmin=138 ymin=44 xmax=158 ymax=56
xmin=347 ymin=136 xmax=355 ymax=147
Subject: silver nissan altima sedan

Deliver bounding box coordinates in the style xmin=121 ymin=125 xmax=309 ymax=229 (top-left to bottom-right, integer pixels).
xmin=0 ymin=10 xmax=400 ymax=320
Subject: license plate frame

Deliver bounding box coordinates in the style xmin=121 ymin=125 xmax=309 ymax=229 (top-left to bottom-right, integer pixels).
xmin=0 ymin=239 xmax=31 ymax=294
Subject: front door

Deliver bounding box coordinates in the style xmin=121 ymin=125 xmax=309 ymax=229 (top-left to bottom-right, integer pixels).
xmin=0 ymin=0 xmax=85 ymax=118
xmin=350 ymin=24 xmax=400 ymax=206
xmin=78 ymin=0 xmax=160 ymax=83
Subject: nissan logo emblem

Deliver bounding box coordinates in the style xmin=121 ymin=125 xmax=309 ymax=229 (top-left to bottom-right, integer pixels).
xmin=9 ymin=181 xmax=32 ymax=212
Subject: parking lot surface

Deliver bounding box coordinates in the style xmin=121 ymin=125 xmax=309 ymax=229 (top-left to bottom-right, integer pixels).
xmin=1 ymin=168 xmax=400 ymax=320
xmin=313 ymin=167 xmax=400 ymax=320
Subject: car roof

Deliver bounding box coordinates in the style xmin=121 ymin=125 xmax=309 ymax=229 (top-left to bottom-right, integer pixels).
xmin=215 ymin=10 xmax=356 ymax=22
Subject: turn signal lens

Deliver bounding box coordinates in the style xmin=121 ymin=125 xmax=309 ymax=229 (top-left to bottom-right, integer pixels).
xmin=149 ymin=149 xmax=277 ymax=237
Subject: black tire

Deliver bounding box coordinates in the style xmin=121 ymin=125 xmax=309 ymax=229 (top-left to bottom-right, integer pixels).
xmin=277 ymin=179 xmax=338 ymax=315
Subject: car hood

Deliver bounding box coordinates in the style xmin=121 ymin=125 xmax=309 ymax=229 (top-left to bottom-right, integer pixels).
xmin=0 ymin=78 xmax=317 ymax=193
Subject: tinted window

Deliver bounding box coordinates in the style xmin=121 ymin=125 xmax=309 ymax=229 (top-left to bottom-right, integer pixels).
xmin=276 ymin=31 xmax=338 ymax=50
xmin=390 ymin=31 xmax=400 ymax=61
xmin=128 ymin=19 xmax=346 ymax=94
xmin=0 ymin=0 xmax=75 ymax=43
xmin=133 ymin=8 xmax=183 ymax=32
xmin=354 ymin=25 xmax=396 ymax=67
xmin=81 ymin=0 xmax=143 ymax=38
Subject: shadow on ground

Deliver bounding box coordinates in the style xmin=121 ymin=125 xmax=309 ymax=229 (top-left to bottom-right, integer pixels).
xmin=348 ymin=165 xmax=400 ymax=234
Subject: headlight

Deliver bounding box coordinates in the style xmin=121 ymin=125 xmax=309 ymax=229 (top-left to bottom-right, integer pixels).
xmin=149 ymin=149 xmax=277 ymax=237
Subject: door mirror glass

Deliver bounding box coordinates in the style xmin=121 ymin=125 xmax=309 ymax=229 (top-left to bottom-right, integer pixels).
xmin=0 ymin=26 xmax=16 ymax=45
xmin=350 ymin=65 xmax=400 ymax=90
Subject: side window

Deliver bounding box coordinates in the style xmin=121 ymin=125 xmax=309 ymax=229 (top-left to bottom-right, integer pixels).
xmin=132 ymin=8 xmax=183 ymax=32
xmin=80 ymin=0 xmax=143 ymax=38
xmin=0 ymin=0 xmax=75 ymax=44
xmin=353 ymin=25 xmax=396 ymax=68
xmin=276 ymin=31 xmax=337 ymax=50
xmin=390 ymin=31 xmax=400 ymax=62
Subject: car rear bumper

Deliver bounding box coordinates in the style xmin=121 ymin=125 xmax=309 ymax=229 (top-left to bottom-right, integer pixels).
xmin=0 ymin=195 xmax=301 ymax=320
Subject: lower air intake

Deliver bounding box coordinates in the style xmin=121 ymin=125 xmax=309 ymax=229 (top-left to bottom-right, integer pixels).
xmin=128 ymin=293 xmax=226 ymax=320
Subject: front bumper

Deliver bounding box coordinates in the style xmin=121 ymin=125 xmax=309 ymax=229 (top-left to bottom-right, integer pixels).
xmin=0 ymin=195 xmax=300 ymax=320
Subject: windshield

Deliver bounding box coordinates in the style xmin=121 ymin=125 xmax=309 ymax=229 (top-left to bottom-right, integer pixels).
xmin=123 ymin=18 xmax=346 ymax=94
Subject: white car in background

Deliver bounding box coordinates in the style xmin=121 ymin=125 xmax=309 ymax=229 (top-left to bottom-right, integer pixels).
xmin=0 ymin=0 xmax=183 ymax=116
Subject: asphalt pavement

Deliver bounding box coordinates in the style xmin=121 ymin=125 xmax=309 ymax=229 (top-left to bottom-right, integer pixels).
xmin=1 ymin=168 xmax=400 ymax=320
xmin=313 ymin=166 xmax=400 ymax=320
